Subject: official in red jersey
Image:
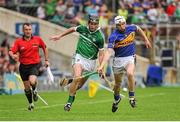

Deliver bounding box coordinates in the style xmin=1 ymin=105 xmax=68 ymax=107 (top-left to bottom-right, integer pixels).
xmin=9 ymin=23 xmax=49 ymax=111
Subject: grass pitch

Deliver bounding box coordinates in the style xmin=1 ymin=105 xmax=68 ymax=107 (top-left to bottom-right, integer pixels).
xmin=0 ymin=86 xmax=180 ymax=121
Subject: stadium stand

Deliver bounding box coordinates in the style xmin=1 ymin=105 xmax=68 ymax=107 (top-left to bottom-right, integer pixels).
xmin=1 ymin=0 xmax=180 ymax=40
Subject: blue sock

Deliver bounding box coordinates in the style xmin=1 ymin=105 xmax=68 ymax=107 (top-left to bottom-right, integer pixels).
xmin=114 ymin=94 xmax=120 ymax=101
xmin=129 ymin=91 xmax=135 ymax=98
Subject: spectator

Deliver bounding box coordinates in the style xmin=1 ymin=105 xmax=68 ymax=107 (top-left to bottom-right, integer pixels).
xmin=85 ymin=0 xmax=99 ymax=16
xmin=56 ymin=0 xmax=66 ymax=15
xmin=73 ymin=0 xmax=83 ymax=14
xmin=64 ymin=0 xmax=75 ymax=19
xmin=159 ymin=0 xmax=168 ymax=10
xmin=142 ymin=0 xmax=151 ymax=14
xmin=117 ymin=5 xmax=128 ymax=20
xmin=45 ymin=0 xmax=56 ymax=20
xmin=1 ymin=34 xmax=10 ymax=62
xmin=37 ymin=2 xmax=46 ymax=19
xmin=50 ymin=11 xmax=64 ymax=24
xmin=166 ymin=1 xmax=176 ymax=21
xmin=0 ymin=56 xmax=5 ymax=75
xmin=99 ymin=3 xmax=109 ymax=40
xmin=176 ymin=32 xmax=180 ymax=49
xmin=141 ymin=24 xmax=152 ymax=58
xmin=131 ymin=8 xmax=147 ymax=24
xmin=91 ymin=0 xmax=103 ymax=6
xmin=0 ymin=0 xmax=6 ymax=7
xmin=158 ymin=7 xmax=169 ymax=23
xmin=174 ymin=2 xmax=180 ymax=22
xmin=74 ymin=12 xmax=86 ymax=25
xmin=147 ymin=3 xmax=158 ymax=23
xmin=132 ymin=0 xmax=142 ymax=12
xmin=150 ymin=24 xmax=158 ymax=64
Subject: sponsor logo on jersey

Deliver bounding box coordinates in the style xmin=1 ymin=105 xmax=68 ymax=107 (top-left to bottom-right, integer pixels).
xmin=20 ymin=46 xmax=25 ymax=50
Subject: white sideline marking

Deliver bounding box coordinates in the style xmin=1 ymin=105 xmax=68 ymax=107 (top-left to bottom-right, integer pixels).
xmin=0 ymin=92 xmax=165 ymax=112
xmin=138 ymin=93 xmax=165 ymax=98
xmin=37 ymin=94 xmax=48 ymax=106
xmin=98 ymin=83 xmax=125 ymax=98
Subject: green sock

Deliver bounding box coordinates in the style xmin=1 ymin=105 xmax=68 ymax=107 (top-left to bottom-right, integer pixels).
xmin=67 ymin=96 xmax=75 ymax=104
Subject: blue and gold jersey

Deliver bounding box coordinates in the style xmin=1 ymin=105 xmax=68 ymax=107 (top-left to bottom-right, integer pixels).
xmin=108 ymin=25 xmax=137 ymax=57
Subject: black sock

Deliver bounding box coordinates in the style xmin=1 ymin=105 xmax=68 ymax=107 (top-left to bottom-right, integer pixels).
xmin=24 ymin=89 xmax=32 ymax=104
xmin=32 ymin=83 xmax=37 ymax=91
xmin=68 ymin=79 xmax=73 ymax=84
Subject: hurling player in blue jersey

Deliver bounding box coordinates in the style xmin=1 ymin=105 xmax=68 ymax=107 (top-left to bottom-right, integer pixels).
xmin=97 ymin=16 xmax=151 ymax=112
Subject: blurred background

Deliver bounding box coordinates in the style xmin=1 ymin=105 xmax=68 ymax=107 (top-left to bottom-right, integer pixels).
xmin=0 ymin=0 xmax=180 ymax=95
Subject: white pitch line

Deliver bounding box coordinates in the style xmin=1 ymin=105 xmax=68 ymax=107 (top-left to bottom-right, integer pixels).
xmin=137 ymin=93 xmax=165 ymax=98
xmin=37 ymin=94 xmax=48 ymax=105
xmin=98 ymin=84 xmax=125 ymax=98
xmin=0 ymin=92 xmax=165 ymax=112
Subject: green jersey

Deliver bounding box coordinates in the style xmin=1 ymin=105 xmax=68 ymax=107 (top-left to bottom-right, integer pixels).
xmin=75 ymin=25 xmax=105 ymax=60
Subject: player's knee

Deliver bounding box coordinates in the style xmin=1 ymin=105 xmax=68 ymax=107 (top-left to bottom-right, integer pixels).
xmin=77 ymin=85 xmax=82 ymax=90
xmin=73 ymin=78 xmax=83 ymax=85
xmin=29 ymin=76 xmax=37 ymax=84
xmin=73 ymin=79 xmax=79 ymax=85
xmin=24 ymin=89 xmax=32 ymax=94
xmin=70 ymin=80 xmax=80 ymax=90
xmin=127 ymin=71 xmax=134 ymax=78
xmin=23 ymin=83 xmax=31 ymax=90
xmin=30 ymin=81 xmax=37 ymax=87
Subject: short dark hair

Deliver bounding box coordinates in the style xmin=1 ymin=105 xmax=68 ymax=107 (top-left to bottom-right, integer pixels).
xmin=23 ymin=23 xmax=32 ymax=29
xmin=88 ymin=14 xmax=99 ymax=23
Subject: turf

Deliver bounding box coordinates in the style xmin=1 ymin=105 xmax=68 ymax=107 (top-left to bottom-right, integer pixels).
xmin=0 ymin=87 xmax=180 ymax=121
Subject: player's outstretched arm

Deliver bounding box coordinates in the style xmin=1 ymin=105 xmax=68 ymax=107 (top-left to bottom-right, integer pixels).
xmin=50 ymin=27 xmax=76 ymax=41
xmin=97 ymin=48 xmax=113 ymax=74
xmin=137 ymin=26 xmax=152 ymax=48
xmin=98 ymin=49 xmax=104 ymax=66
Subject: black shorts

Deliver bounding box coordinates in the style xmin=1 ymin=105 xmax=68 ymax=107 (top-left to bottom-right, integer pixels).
xmin=19 ymin=63 xmax=40 ymax=81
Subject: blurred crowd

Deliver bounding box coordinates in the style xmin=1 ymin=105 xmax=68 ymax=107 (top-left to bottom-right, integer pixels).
xmin=0 ymin=33 xmax=18 ymax=88
xmin=0 ymin=34 xmax=18 ymax=75
xmin=0 ymin=0 xmax=179 ymax=23
xmin=1 ymin=0 xmax=180 ymax=24
xmin=1 ymin=0 xmax=180 ymax=40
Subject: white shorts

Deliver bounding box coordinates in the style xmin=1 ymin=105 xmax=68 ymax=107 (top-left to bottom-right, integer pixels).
xmin=72 ymin=54 xmax=96 ymax=72
xmin=112 ymin=55 xmax=135 ymax=74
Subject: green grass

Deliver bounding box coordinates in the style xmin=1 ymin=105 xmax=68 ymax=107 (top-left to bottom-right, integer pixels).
xmin=0 ymin=87 xmax=180 ymax=121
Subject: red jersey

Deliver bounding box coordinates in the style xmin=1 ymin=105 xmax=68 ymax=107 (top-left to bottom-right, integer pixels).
xmin=10 ymin=36 xmax=46 ymax=65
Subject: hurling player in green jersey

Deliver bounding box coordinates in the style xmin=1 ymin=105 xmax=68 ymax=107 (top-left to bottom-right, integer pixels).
xmin=50 ymin=15 xmax=105 ymax=111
